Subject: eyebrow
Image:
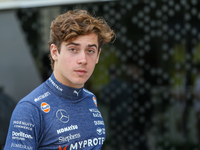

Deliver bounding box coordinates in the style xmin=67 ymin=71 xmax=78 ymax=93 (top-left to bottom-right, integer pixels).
xmin=66 ymin=42 xmax=98 ymax=49
xmin=66 ymin=42 xmax=80 ymax=46
xmin=88 ymin=44 xmax=98 ymax=49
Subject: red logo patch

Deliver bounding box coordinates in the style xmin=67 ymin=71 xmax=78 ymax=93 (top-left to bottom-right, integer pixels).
xmin=59 ymin=145 xmax=67 ymax=150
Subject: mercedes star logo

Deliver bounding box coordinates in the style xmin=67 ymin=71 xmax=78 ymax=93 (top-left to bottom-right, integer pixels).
xmin=56 ymin=109 xmax=70 ymax=123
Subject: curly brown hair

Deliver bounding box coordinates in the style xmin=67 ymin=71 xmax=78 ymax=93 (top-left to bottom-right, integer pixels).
xmin=48 ymin=9 xmax=115 ymax=69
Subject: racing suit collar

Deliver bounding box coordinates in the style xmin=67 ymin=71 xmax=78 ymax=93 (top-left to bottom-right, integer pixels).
xmin=45 ymin=73 xmax=83 ymax=100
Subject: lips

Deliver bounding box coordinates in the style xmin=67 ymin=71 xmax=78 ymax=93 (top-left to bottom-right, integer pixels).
xmin=75 ymin=69 xmax=87 ymax=76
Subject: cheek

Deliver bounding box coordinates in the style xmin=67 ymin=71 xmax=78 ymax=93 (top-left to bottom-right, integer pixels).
xmin=89 ymin=59 xmax=98 ymax=70
xmin=90 ymin=56 xmax=98 ymax=63
xmin=63 ymin=55 xmax=72 ymax=63
xmin=59 ymin=56 xmax=71 ymax=69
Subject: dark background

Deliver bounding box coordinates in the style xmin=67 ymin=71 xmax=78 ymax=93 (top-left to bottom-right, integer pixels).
xmin=1 ymin=0 xmax=200 ymax=150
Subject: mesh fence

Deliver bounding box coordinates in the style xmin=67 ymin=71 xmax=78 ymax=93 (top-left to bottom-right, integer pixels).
xmin=15 ymin=0 xmax=200 ymax=149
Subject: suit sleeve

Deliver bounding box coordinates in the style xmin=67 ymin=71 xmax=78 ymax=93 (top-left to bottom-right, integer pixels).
xmin=4 ymin=101 xmax=43 ymax=150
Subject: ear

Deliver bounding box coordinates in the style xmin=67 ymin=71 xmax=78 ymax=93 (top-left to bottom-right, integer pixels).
xmin=96 ymin=48 xmax=101 ymax=64
xmin=50 ymin=44 xmax=58 ymax=61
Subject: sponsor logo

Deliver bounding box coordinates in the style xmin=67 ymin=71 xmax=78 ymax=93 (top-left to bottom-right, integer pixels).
xmin=13 ymin=121 xmax=34 ymax=128
xmin=93 ymin=113 xmax=102 ymax=118
xmin=93 ymin=97 xmax=97 ymax=106
xmin=89 ymin=109 xmax=102 ymax=118
xmin=56 ymin=109 xmax=70 ymax=123
xmin=73 ymin=90 xmax=81 ymax=96
xmin=49 ymin=78 xmax=63 ymax=91
xmin=57 ymin=125 xmax=78 ymax=134
xmin=41 ymin=102 xmax=50 ymax=113
xmin=59 ymin=145 xmax=67 ymax=150
xmin=96 ymin=128 xmax=105 ymax=135
xmin=94 ymin=120 xmax=104 ymax=126
xmin=13 ymin=121 xmax=34 ymax=131
xmin=12 ymin=131 xmax=33 ymax=141
xmin=11 ymin=143 xmax=33 ymax=150
xmin=69 ymin=137 xmax=105 ymax=150
xmin=89 ymin=109 xmax=100 ymax=113
xmin=13 ymin=125 xmax=33 ymax=131
xmin=59 ymin=133 xmax=81 ymax=143
xmin=34 ymin=92 xmax=50 ymax=102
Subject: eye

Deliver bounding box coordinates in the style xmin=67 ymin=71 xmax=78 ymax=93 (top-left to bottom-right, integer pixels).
xmin=88 ymin=50 xmax=94 ymax=53
xmin=87 ymin=49 xmax=95 ymax=54
xmin=69 ymin=48 xmax=77 ymax=52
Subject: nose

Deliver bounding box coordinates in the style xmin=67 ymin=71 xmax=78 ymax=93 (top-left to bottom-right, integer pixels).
xmin=77 ymin=51 xmax=87 ymax=65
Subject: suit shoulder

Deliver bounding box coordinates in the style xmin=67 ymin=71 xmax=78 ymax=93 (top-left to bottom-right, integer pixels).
xmin=20 ymin=83 xmax=50 ymax=104
xmin=83 ymin=88 xmax=95 ymax=96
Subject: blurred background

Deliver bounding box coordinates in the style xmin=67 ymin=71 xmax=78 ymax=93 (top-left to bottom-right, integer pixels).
xmin=1 ymin=0 xmax=200 ymax=149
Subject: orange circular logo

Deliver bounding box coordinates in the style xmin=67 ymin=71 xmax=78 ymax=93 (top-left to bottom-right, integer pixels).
xmin=93 ymin=97 xmax=97 ymax=106
xmin=41 ymin=102 xmax=50 ymax=113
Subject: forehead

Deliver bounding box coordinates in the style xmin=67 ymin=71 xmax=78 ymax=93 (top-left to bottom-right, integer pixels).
xmin=67 ymin=33 xmax=99 ymax=45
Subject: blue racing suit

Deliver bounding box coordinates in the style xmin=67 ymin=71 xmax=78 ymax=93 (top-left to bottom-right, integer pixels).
xmin=4 ymin=73 xmax=105 ymax=150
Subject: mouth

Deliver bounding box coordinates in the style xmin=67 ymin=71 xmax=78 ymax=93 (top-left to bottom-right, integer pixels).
xmin=74 ymin=69 xmax=87 ymax=76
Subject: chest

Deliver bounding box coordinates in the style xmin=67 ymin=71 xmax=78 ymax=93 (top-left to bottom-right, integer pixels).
xmin=38 ymin=98 xmax=105 ymax=149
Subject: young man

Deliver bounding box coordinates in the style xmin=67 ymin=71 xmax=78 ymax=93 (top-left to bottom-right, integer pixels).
xmin=4 ymin=9 xmax=115 ymax=150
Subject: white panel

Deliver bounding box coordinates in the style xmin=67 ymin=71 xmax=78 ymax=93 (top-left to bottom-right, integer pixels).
xmin=0 ymin=10 xmax=42 ymax=102
xmin=0 ymin=0 xmax=114 ymax=10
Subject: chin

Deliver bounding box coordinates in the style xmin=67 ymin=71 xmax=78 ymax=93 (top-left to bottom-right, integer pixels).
xmin=72 ymin=81 xmax=86 ymax=87
xmin=71 ymin=76 xmax=90 ymax=87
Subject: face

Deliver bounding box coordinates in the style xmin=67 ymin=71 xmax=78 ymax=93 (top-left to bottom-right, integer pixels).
xmin=51 ymin=33 xmax=101 ymax=88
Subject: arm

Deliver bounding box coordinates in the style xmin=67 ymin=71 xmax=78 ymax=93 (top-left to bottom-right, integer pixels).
xmin=4 ymin=101 xmax=43 ymax=150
